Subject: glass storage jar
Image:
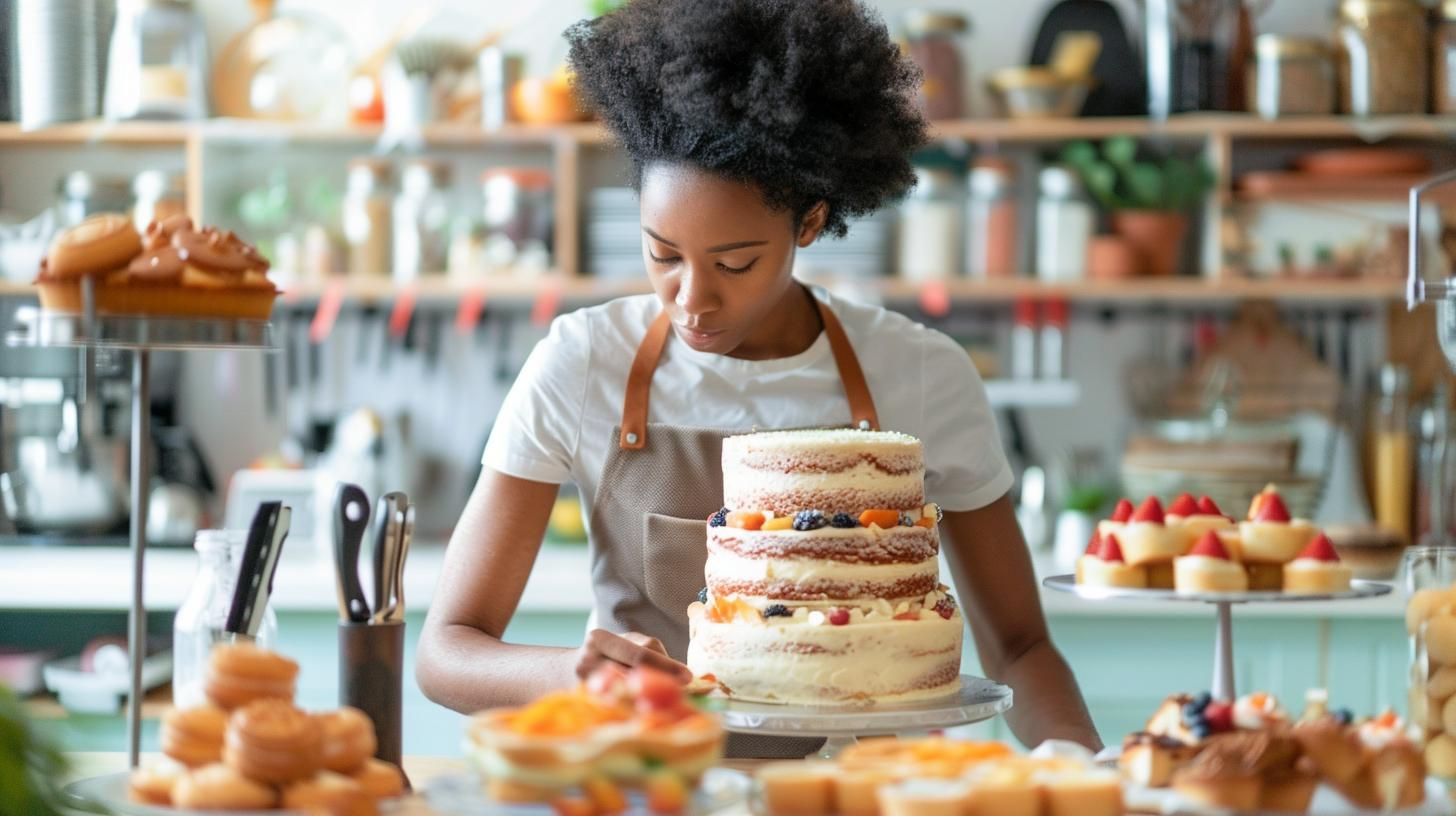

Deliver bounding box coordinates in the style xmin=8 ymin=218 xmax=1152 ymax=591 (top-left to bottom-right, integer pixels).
xmin=965 ymin=158 xmax=1018 ymax=279
xmin=1335 ymin=0 xmax=1427 ymax=116
xmin=903 ymin=10 xmax=970 ymax=120
xmin=1405 ymin=546 xmax=1456 ymax=781
xmin=343 ymin=158 xmax=394 ymax=278
xmin=104 ymin=0 xmax=209 ymax=120
xmin=897 ymin=164 xmax=962 ymax=281
xmin=1435 ymin=1 xmax=1456 ymax=114
xmin=481 ymin=168 xmax=553 ymax=273
xmin=392 ymin=159 xmax=453 ymax=284
xmin=1248 ymin=35 xmax=1335 ymax=118
xmin=1034 ymin=167 xmax=1094 ymax=283
xmin=172 ymin=530 xmax=278 ymax=709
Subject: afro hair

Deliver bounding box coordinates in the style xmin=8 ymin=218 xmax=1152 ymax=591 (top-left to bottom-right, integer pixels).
xmin=565 ymin=0 xmax=927 ymax=238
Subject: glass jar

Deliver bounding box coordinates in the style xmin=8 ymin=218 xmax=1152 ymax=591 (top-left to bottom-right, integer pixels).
xmin=1335 ymin=0 xmax=1428 ymax=116
xmin=481 ymin=168 xmax=554 ymax=273
xmin=1034 ymin=167 xmax=1094 ymax=283
xmin=1405 ymin=546 xmax=1456 ymax=781
xmin=965 ymin=158 xmax=1018 ymax=279
xmin=57 ymin=171 xmax=133 ymax=228
xmin=1435 ymin=1 xmax=1456 ymax=114
xmin=1248 ymin=35 xmax=1336 ymax=118
xmin=903 ymin=10 xmax=970 ymax=120
xmin=392 ymin=159 xmax=453 ymax=284
xmin=104 ymin=0 xmax=209 ymax=120
xmin=897 ymin=164 xmax=962 ymax=281
xmin=1373 ymin=364 xmax=1415 ymax=544
xmin=172 ymin=530 xmax=278 ymax=709
xmin=343 ymin=158 xmax=394 ymax=278
xmin=131 ymin=169 xmax=186 ymax=230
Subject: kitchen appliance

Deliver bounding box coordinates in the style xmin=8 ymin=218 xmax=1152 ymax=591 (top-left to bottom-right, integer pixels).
xmin=104 ymin=0 xmax=209 ymax=120
xmin=11 ymin=0 xmax=102 ymax=127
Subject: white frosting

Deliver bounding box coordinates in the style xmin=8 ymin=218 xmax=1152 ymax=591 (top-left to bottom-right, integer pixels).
xmin=722 ymin=428 xmax=921 ymax=449
xmin=1175 ymin=555 xmax=1241 ymax=572
xmin=1285 ymin=558 xmax=1345 ymax=572
xmin=1232 ymin=694 xmax=1285 ymax=730
xmin=705 ymin=548 xmax=938 ymax=588
xmin=1357 ymin=716 xmax=1412 ymax=750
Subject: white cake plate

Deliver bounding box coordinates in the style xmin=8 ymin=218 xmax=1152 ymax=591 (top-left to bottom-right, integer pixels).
xmin=1042 ymin=575 xmax=1392 ymax=701
xmin=715 ymin=674 xmax=1012 ymax=758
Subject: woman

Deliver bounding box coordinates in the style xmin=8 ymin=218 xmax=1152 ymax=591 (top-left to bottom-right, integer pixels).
xmin=417 ymin=0 xmax=1099 ymax=753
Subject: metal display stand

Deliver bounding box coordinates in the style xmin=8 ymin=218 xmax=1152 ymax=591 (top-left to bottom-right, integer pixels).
xmin=717 ymin=674 xmax=1013 ymax=758
xmin=1042 ymin=575 xmax=1392 ymax=701
xmin=7 ymin=301 xmax=275 ymax=769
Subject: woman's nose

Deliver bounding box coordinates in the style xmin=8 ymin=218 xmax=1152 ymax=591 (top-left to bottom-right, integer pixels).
xmin=675 ymin=264 xmax=718 ymax=317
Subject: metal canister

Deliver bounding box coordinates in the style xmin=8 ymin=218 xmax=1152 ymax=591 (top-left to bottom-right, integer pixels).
xmin=13 ymin=0 xmax=101 ymax=126
xmin=1248 ymin=35 xmax=1335 ymax=119
xmin=479 ymin=47 xmax=524 ymax=130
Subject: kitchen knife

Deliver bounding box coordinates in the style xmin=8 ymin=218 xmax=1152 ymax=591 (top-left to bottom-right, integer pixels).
xmin=225 ymin=501 xmax=291 ymax=637
xmin=333 ymin=483 xmax=373 ymax=623
xmin=371 ymin=492 xmax=405 ymax=623
xmin=390 ymin=504 xmax=413 ymax=623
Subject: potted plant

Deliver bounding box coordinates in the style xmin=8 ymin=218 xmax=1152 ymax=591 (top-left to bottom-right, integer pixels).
xmin=1061 ymin=137 xmax=1214 ymax=277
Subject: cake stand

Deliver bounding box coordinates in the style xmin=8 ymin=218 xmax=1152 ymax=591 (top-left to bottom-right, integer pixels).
xmin=6 ymin=294 xmax=276 ymax=769
xmin=1042 ymin=576 xmax=1391 ymax=701
xmin=715 ymin=674 xmax=1013 ymax=758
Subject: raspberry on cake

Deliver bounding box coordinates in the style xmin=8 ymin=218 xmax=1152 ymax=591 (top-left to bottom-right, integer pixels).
xmin=689 ymin=429 xmax=963 ymax=705
xmin=1174 ymin=531 xmax=1248 ymax=593
xmin=1283 ymin=533 xmax=1353 ymax=594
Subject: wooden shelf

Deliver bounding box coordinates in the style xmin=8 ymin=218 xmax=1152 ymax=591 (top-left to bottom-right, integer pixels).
xmin=5 ymin=115 xmax=1456 ymax=148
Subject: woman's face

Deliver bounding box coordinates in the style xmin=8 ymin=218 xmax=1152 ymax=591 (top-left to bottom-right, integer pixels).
xmin=638 ymin=162 xmax=824 ymax=357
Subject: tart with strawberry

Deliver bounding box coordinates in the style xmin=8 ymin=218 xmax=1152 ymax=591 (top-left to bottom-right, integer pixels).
xmin=1165 ymin=494 xmax=1234 ymax=552
xmin=1078 ymin=534 xmax=1148 ymax=589
xmin=467 ymin=664 xmax=724 ymax=806
xmin=1174 ymin=531 xmax=1249 ymax=593
xmin=1074 ymin=530 xmax=1102 ymax=585
xmin=1283 ymin=534 xmax=1353 ymax=595
xmin=1117 ymin=497 xmax=1185 ymax=588
xmin=1097 ymin=498 xmax=1135 ymax=540
xmin=1238 ymin=486 xmax=1317 ymax=565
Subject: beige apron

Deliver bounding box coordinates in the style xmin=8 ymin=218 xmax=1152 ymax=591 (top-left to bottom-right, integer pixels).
xmin=585 ymin=294 xmax=880 ymax=758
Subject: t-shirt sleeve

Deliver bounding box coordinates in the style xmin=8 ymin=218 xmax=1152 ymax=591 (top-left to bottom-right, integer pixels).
xmin=920 ymin=328 xmax=1015 ymax=512
xmin=480 ymin=312 xmax=591 ymax=485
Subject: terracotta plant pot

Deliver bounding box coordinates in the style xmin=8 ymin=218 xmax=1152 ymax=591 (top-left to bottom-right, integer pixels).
xmin=1086 ymin=234 xmax=1141 ymax=280
xmin=1111 ymin=210 xmax=1190 ymax=277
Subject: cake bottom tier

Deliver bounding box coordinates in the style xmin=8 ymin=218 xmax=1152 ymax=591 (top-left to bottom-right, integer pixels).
xmin=685 ymin=610 xmax=963 ymax=706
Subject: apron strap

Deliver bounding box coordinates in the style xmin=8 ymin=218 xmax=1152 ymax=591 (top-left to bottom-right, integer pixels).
xmin=618 ymin=292 xmax=881 ymax=449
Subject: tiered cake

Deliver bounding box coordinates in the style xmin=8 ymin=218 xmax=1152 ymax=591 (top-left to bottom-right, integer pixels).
xmin=686 ymin=429 xmax=963 ymax=705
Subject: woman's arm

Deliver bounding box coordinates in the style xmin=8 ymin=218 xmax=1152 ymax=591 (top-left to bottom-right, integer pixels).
xmin=941 ymin=493 xmax=1102 ymax=750
xmin=416 ymin=468 xmax=691 ymax=713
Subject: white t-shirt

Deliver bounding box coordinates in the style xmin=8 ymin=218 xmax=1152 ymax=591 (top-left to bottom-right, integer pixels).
xmin=482 ymin=288 xmax=1014 ymax=518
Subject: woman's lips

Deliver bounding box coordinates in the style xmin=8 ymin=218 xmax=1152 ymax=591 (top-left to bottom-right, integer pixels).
xmin=676 ymin=324 xmax=724 ymax=350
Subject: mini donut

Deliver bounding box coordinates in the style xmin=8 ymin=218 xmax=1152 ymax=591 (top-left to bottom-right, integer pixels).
xmin=172 ymin=763 xmax=277 ymax=810
xmin=160 ymin=704 xmax=227 ymax=767
xmin=204 ymin=643 xmax=298 ymax=710
xmin=1426 ymin=612 xmax=1456 ymax=666
xmin=1427 ymin=734 xmax=1456 ymax=779
xmin=43 ymin=213 xmax=142 ymax=279
xmin=317 ymin=706 xmax=378 ymax=774
xmin=1431 ymin=665 xmax=1456 ymax=700
xmin=127 ymin=759 xmax=186 ymax=806
xmin=223 ymin=698 xmax=323 ymax=784
xmin=281 ymin=771 xmax=379 ymax=816
xmin=350 ymin=758 xmax=406 ymax=799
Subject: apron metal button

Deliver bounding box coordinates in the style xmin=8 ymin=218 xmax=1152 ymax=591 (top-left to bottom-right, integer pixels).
xmin=858 ymin=419 xmax=871 ymax=430
xmin=626 ymin=432 xmax=639 ymax=444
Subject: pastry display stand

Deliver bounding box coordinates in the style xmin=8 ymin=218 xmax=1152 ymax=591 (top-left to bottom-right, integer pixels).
xmin=6 ymin=296 xmax=276 ymax=769
xmin=715 ymin=674 xmax=1013 ymax=758
xmin=1043 ymin=576 xmax=1391 ymax=701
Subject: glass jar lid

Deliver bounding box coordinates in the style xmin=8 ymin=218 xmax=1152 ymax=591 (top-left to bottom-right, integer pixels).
xmin=903 ymin=10 xmax=970 ymax=37
xmin=1254 ymin=35 xmax=1331 ymax=61
xmin=1038 ymin=166 xmax=1084 ymax=199
xmin=1339 ymin=0 xmax=1422 ymax=18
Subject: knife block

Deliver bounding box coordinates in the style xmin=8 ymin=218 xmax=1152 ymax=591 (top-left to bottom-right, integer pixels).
xmin=338 ymin=620 xmax=404 ymax=769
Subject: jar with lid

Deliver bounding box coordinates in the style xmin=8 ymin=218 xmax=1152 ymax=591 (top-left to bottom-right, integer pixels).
xmin=965 ymin=158 xmax=1018 ymax=279
xmin=1034 ymin=167 xmax=1094 ymax=282
xmin=1248 ymin=35 xmax=1335 ymax=118
xmin=1373 ymin=364 xmax=1414 ymax=543
xmin=172 ymin=529 xmax=278 ymax=709
xmin=104 ymin=0 xmax=210 ymax=120
xmin=343 ymin=158 xmax=394 ymax=278
xmin=903 ymin=11 xmax=970 ymax=120
xmin=1335 ymin=0 xmax=1427 ymax=116
xmin=131 ymin=170 xmax=186 ymax=229
xmin=1434 ymin=1 xmax=1456 ymax=113
xmin=1404 ymin=546 xmax=1456 ymax=782
xmin=392 ymin=159 xmax=453 ymax=284
xmin=897 ymin=164 xmax=962 ymax=281
xmin=57 ymin=171 xmax=132 ymax=227
xmin=481 ymin=168 xmax=554 ymax=273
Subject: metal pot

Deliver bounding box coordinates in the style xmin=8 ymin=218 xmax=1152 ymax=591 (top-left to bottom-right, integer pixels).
xmin=0 ymin=395 xmax=128 ymax=533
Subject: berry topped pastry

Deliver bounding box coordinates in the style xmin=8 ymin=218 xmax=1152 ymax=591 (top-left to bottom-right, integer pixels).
xmin=1174 ymin=531 xmax=1249 ymax=594
xmin=1117 ymin=497 xmax=1185 ymax=590
xmin=1283 ymin=534 xmax=1353 ymax=595
xmin=1238 ymin=486 xmax=1317 ymax=565
xmin=1166 ymin=493 xmax=1234 ymax=552
xmin=1078 ymin=534 xmax=1148 ymax=590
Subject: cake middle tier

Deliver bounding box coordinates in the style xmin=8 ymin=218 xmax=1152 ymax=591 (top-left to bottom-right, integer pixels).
xmin=706 ymin=524 xmax=941 ymax=605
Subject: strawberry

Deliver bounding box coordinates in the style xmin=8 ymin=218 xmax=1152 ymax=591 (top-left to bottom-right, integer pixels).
xmin=629 ymin=666 xmax=683 ymax=711
xmin=1190 ymin=530 xmax=1231 ymax=560
xmin=1197 ymin=496 xmax=1224 ymax=517
xmin=1111 ymin=498 xmax=1135 ymax=523
xmin=1297 ymin=533 xmax=1340 ymax=562
xmin=1098 ymin=534 xmax=1127 ymax=563
xmin=1131 ymin=496 xmax=1165 ymax=525
xmin=1085 ymin=530 xmax=1102 ymax=556
xmin=1253 ymin=491 xmax=1291 ymax=523
xmin=828 ymin=608 xmax=851 ymax=625
xmin=1203 ymin=701 xmax=1234 ymax=733
xmin=1167 ymin=493 xmax=1198 ymax=517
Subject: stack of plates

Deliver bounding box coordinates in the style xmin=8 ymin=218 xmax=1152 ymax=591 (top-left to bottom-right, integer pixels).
xmin=586 ymin=186 xmax=892 ymax=281
xmin=12 ymin=0 xmax=100 ymax=128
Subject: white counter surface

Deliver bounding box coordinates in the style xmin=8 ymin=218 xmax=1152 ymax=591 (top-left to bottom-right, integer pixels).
xmin=0 ymin=543 xmax=1404 ymax=619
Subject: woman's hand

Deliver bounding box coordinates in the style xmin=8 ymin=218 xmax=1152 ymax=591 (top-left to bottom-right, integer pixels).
xmin=573 ymin=629 xmax=693 ymax=682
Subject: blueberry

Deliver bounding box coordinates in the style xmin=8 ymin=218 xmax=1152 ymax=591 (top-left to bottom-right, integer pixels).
xmin=1183 ymin=702 xmax=1204 ymax=721
xmin=708 ymin=508 xmax=728 ymax=527
xmin=899 ymin=513 xmax=914 ymax=527
xmin=696 ymin=587 xmax=708 ymax=604
xmin=830 ymin=513 xmax=857 ymax=528
xmin=1334 ymin=708 xmax=1354 ymax=726
xmin=763 ymin=604 xmax=790 ymax=618
xmin=793 ymin=510 xmax=828 ymax=531
xmin=1191 ymin=691 xmax=1213 ymax=711
xmin=1191 ymin=721 xmax=1213 ymax=739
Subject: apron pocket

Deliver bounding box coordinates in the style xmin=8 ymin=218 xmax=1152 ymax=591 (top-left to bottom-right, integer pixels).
xmin=642 ymin=513 xmax=710 ymax=615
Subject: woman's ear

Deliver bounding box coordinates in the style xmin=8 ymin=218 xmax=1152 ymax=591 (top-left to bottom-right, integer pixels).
xmin=797 ymin=201 xmax=829 ymax=247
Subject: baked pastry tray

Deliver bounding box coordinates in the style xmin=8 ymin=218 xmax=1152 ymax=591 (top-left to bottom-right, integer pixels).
xmin=423 ymin=767 xmax=751 ymax=815
xmin=715 ymin=674 xmax=1012 ymax=737
xmin=64 ymin=772 xmax=403 ymax=815
xmin=7 ymin=307 xmax=275 ymax=351
xmin=1042 ymin=575 xmax=1393 ymax=604
xmin=1123 ymin=778 xmax=1455 ymax=815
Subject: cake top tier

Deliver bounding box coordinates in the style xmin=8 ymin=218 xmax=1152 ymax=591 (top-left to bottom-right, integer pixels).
xmin=722 ymin=429 xmax=925 ymax=514
xmin=723 ymin=428 xmax=922 ymax=453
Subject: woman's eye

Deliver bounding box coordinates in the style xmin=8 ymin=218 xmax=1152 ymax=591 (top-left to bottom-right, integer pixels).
xmin=717 ymin=260 xmax=756 ymax=274
xmin=648 ymin=253 xmax=680 ymax=265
